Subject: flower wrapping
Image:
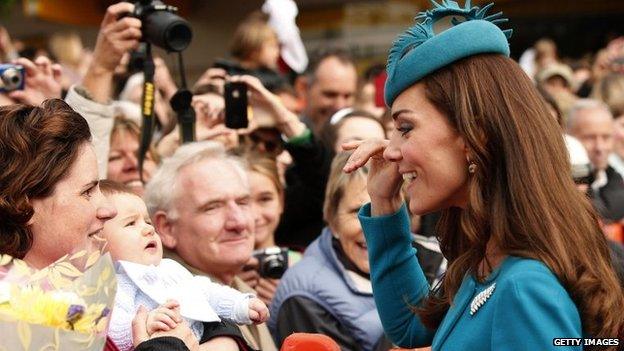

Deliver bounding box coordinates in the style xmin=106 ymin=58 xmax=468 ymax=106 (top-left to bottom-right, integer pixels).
xmin=0 ymin=250 xmax=117 ymax=351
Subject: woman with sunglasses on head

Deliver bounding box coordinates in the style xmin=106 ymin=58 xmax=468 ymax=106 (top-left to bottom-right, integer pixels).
xmin=344 ymin=1 xmax=624 ymax=350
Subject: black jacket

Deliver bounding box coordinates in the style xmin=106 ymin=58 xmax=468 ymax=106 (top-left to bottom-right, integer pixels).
xmin=134 ymin=320 xmax=254 ymax=351
xmin=275 ymin=132 xmax=333 ymax=249
xmin=591 ymin=166 xmax=624 ymax=222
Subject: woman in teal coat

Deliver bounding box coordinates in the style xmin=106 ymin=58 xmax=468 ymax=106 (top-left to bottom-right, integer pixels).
xmin=343 ymin=1 xmax=624 ymax=350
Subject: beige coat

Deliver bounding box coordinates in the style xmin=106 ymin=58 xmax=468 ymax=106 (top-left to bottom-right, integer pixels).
xmin=164 ymin=250 xmax=277 ymax=351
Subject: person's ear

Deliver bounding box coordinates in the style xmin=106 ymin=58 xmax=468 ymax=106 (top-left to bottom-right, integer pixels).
xmin=25 ymin=197 xmax=37 ymax=226
xmin=153 ymin=211 xmax=177 ymax=249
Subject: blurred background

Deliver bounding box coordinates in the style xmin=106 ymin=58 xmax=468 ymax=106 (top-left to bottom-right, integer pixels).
xmin=1 ymin=0 xmax=622 ymax=81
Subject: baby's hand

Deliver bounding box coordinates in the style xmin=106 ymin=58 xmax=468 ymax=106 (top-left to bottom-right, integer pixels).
xmin=146 ymin=299 xmax=182 ymax=335
xmin=248 ymin=297 xmax=269 ymax=324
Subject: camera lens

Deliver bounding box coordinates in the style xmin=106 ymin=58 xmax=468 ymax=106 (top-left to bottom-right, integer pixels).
xmin=165 ymin=21 xmax=192 ymax=52
xmin=142 ymin=10 xmax=192 ymax=52
xmin=1 ymin=68 xmax=22 ymax=91
xmin=262 ymin=255 xmax=287 ymax=279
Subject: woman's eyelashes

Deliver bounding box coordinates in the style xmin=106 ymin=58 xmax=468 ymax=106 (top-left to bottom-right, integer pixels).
xmin=397 ymin=124 xmax=413 ymax=136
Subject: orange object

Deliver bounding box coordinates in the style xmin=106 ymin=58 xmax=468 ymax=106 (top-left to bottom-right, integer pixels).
xmin=280 ymin=333 xmax=340 ymax=351
xmin=604 ymin=222 xmax=624 ymax=244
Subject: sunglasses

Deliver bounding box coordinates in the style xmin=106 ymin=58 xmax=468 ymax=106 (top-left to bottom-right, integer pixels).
xmin=244 ymin=132 xmax=284 ymax=155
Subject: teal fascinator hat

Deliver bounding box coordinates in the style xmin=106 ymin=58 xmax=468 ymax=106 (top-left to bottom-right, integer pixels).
xmin=385 ymin=0 xmax=513 ymax=106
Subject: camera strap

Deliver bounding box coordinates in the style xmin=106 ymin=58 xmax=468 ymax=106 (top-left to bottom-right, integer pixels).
xmin=138 ymin=43 xmax=156 ymax=182
xmin=138 ymin=49 xmax=196 ymax=181
xmin=171 ymin=52 xmax=196 ymax=145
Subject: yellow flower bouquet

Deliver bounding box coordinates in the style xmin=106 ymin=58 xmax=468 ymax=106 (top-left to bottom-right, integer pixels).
xmin=0 ymin=249 xmax=117 ymax=351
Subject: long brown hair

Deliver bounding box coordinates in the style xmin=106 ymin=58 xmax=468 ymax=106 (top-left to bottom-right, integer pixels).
xmin=418 ymin=54 xmax=624 ymax=341
xmin=0 ymin=99 xmax=91 ymax=258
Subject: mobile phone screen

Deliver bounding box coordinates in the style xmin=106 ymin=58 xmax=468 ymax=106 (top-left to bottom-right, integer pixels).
xmin=224 ymin=82 xmax=248 ymax=129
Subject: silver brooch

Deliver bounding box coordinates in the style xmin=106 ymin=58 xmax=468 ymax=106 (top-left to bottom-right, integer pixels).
xmin=470 ymin=283 xmax=496 ymax=316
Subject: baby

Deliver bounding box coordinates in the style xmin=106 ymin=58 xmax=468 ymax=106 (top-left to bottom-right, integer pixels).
xmin=100 ymin=181 xmax=268 ymax=351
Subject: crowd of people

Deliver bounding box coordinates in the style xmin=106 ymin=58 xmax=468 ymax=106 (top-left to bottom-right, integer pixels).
xmin=0 ymin=0 xmax=623 ymax=350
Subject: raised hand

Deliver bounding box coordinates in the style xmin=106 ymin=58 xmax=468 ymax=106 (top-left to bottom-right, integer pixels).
xmin=193 ymin=67 xmax=227 ymax=93
xmin=91 ymin=2 xmax=141 ymax=72
xmin=154 ymin=56 xmax=177 ymax=101
xmin=8 ymin=56 xmax=62 ymax=105
xmin=230 ymin=75 xmax=305 ymax=138
xmin=84 ymin=2 xmax=141 ymax=103
xmin=342 ymin=139 xmax=404 ymax=216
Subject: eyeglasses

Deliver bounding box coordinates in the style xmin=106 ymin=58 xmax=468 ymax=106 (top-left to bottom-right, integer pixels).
xmin=242 ymin=132 xmax=284 ymax=156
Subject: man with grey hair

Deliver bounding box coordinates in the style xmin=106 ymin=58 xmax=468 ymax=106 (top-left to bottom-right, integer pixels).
xmin=567 ymin=99 xmax=624 ymax=221
xmin=145 ymin=141 xmax=277 ymax=351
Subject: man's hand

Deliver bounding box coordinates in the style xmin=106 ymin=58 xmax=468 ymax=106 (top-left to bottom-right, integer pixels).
xmin=154 ymin=57 xmax=177 ymax=100
xmin=9 ymin=56 xmax=62 ymax=105
xmin=193 ymin=67 xmax=227 ymax=93
xmin=83 ymin=2 xmax=141 ymax=103
xmin=91 ymin=2 xmax=141 ymax=73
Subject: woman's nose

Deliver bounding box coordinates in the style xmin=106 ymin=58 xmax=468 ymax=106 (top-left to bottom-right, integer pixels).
xmin=123 ymin=153 xmax=138 ymax=172
xmin=383 ymin=136 xmax=403 ymax=162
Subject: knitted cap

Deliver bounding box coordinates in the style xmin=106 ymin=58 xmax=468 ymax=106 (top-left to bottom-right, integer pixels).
xmin=385 ymin=0 xmax=512 ymax=106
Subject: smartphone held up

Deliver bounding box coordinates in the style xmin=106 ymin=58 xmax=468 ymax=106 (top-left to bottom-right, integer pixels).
xmin=224 ymin=81 xmax=249 ymax=129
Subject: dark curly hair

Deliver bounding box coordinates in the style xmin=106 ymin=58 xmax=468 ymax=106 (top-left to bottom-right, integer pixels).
xmin=0 ymin=99 xmax=91 ymax=259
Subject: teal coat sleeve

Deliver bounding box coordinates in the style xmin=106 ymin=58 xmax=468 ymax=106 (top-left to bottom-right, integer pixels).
xmin=358 ymin=203 xmax=436 ymax=347
xmin=490 ymin=265 xmax=582 ymax=350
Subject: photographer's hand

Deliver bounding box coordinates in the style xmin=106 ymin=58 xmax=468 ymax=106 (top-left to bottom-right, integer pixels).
xmin=230 ymin=75 xmax=306 ymax=139
xmin=193 ymin=67 xmax=227 ymax=93
xmin=238 ymin=256 xmax=260 ymax=289
xmin=83 ymin=2 xmax=141 ymax=103
xmin=9 ymin=56 xmax=62 ymax=105
xmin=154 ymin=56 xmax=178 ymax=101
xmin=0 ymin=26 xmax=18 ymax=62
xmin=255 ymin=277 xmax=279 ymax=306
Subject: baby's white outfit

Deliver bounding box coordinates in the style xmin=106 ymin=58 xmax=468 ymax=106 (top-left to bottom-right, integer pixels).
xmin=109 ymin=259 xmax=254 ymax=351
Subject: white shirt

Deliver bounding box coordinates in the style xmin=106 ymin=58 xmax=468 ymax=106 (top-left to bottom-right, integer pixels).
xmin=109 ymin=259 xmax=254 ymax=351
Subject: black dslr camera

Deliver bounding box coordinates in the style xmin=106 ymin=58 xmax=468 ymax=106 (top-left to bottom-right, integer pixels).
xmin=253 ymin=247 xmax=289 ymax=279
xmin=130 ymin=0 xmax=192 ymax=52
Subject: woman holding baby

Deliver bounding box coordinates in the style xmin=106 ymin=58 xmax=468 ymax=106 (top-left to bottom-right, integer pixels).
xmin=0 ymin=100 xmax=254 ymax=351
